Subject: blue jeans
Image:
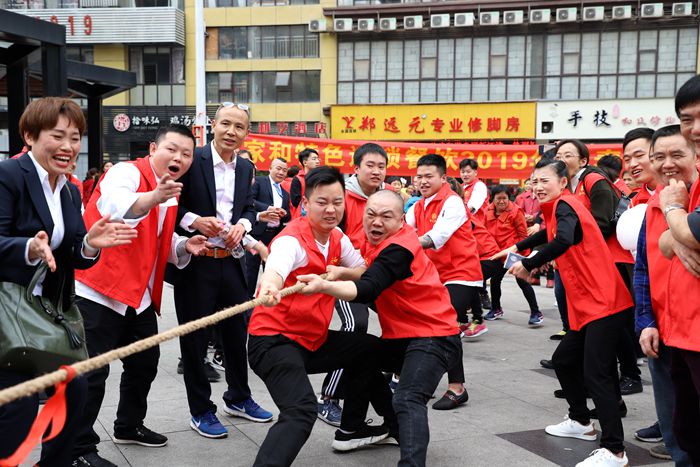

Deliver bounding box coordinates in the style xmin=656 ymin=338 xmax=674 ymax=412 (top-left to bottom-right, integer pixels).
xmin=379 ymin=335 xmax=462 ymax=467
xmin=649 ymin=341 xmax=692 ymax=466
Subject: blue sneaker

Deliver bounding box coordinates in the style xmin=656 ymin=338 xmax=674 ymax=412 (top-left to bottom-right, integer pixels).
xmin=528 ymin=311 xmax=544 ymax=326
xmin=224 ymin=397 xmax=273 ymax=423
xmin=317 ymin=398 xmax=342 ymax=427
xmin=190 ymin=411 xmax=228 ymax=439
xmin=484 ymin=308 xmax=504 ymax=321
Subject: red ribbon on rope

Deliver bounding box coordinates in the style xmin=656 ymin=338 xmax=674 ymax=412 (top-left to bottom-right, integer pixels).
xmin=0 ymin=366 xmax=77 ymax=467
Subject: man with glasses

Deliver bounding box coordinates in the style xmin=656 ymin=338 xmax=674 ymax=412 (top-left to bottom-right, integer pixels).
xmin=289 ymin=148 xmax=322 ymax=218
xmin=168 ymin=102 xmax=274 ymax=439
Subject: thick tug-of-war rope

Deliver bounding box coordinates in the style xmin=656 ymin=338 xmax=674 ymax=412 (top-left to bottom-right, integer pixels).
xmin=0 ymin=279 xmax=311 ymax=407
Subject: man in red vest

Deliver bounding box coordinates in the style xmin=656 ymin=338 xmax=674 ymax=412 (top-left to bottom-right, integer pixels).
xmin=622 ymin=128 xmax=657 ymax=208
xmin=289 ymin=147 xmax=321 ymax=219
xmin=72 ymin=125 xmax=209 ymax=467
xmin=658 ymin=75 xmax=700 ymax=465
xmin=405 ymin=154 xmax=483 ymax=412
xmin=299 ymin=189 xmax=462 ymax=466
xmin=248 ymin=167 xmax=394 ymax=467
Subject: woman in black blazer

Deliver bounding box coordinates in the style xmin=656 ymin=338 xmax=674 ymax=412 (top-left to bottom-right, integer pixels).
xmin=0 ymin=98 xmax=135 ymax=466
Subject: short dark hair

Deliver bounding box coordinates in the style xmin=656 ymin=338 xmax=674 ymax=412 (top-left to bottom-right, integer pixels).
xmin=554 ymin=139 xmax=590 ymax=165
xmin=298 ymin=148 xmax=319 ymax=166
xmin=490 ymin=184 xmax=509 ymax=200
xmin=675 ymin=75 xmax=700 ymax=117
xmin=287 ymin=165 xmax=300 ymax=177
xmin=597 ymin=154 xmax=623 ymax=179
xmin=622 ymin=127 xmax=654 ymax=150
xmin=154 ymin=124 xmax=196 ymax=149
xmin=541 ymin=147 xmax=557 ymax=160
xmin=353 ymin=143 xmax=388 ymax=166
xmin=19 ymin=97 xmax=86 ymax=142
xmin=417 ymin=153 xmax=447 ymax=175
xmin=535 ymin=158 xmax=568 ymax=179
xmin=304 ymin=166 xmax=345 ymax=198
xmin=459 ymin=158 xmax=478 ymax=171
xmin=651 ymin=124 xmax=682 ymax=150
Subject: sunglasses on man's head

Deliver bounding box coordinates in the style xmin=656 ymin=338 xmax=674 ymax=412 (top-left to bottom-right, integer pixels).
xmin=218 ymin=102 xmax=250 ymax=117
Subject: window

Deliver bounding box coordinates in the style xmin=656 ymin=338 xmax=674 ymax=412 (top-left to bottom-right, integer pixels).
xmin=129 ymin=46 xmax=185 ymax=106
xmin=66 ymin=46 xmax=94 ymax=64
xmin=213 ymin=26 xmax=318 ymax=59
xmin=206 ymin=70 xmax=320 ymax=103
xmin=336 ymin=26 xmax=699 ymax=103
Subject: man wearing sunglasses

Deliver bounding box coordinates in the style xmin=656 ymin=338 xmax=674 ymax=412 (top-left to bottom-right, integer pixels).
xmin=168 ymin=102 xmax=274 ymax=439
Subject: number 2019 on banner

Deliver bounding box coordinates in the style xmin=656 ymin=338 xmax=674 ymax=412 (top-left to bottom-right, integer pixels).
xmin=40 ymin=15 xmax=93 ymax=36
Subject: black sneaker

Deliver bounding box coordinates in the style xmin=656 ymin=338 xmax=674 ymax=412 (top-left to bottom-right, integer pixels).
xmin=479 ymin=290 xmax=492 ymax=310
xmin=620 ymin=376 xmax=643 ymax=395
xmin=114 ymin=424 xmax=168 ymax=447
xmin=540 ymin=359 xmax=554 ymax=369
xmin=431 ymin=389 xmax=469 ymax=410
xmin=376 ymin=423 xmax=400 ymax=445
xmin=589 ymin=400 xmax=627 ymax=419
xmin=331 ymin=423 xmax=389 ymax=451
xmin=72 ymin=452 xmax=118 ymax=467
xmin=177 ymin=357 xmax=221 ymax=382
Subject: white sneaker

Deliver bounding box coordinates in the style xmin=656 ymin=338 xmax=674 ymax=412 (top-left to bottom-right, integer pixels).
xmin=576 ymin=448 xmax=629 ymax=466
xmin=545 ymin=416 xmax=597 ymax=441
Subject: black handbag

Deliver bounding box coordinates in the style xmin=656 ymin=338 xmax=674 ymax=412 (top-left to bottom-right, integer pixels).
xmin=0 ymin=262 xmax=88 ymax=376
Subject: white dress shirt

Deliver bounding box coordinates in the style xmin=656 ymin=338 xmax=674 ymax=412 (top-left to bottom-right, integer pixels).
xmin=75 ymin=160 xmax=191 ymax=315
xmin=570 ymin=168 xmax=587 ymax=193
xmin=465 ymin=180 xmax=488 ymax=213
xmin=262 ymin=175 xmax=284 ymax=228
xmin=265 ymin=230 xmax=365 ymax=282
xmin=180 ymin=143 xmax=252 ymax=248
xmin=406 ymin=192 xmax=482 ymax=288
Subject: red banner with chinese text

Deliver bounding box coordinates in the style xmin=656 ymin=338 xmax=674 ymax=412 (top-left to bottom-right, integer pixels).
xmin=242 ymin=134 xmax=622 ymax=180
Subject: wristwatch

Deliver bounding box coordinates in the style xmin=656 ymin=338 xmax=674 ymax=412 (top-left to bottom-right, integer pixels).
xmin=663 ymin=203 xmax=686 ymax=216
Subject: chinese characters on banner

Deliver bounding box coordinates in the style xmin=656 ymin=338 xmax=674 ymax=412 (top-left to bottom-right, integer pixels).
xmin=331 ymin=103 xmax=536 ymax=140
xmin=242 ymin=133 xmax=621 ymax=179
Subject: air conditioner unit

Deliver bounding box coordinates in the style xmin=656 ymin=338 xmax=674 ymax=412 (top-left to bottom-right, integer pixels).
xmin=333 ymin=18 xmax=353 ymax=32
xmin=672 ymin=2 xmax=692 ymax=16
xmin=641 ymin=3 xmax=664 ymax=17
xmin=556 ymin=7 xmax=577 ymax=22
xmin=454 ymin=12 xmax=475 ymax=27
xmin=479 ymin=11 xmax=500 ymax=25
xmin=503 ymin=10 xmax=524 ymax=24
xmin=403 ymin=15 xmax=423 ymax=29
xmin=430 ymin=14 xmax=450 ymax=28
xmin=612 ymin=5 xmax=632 ymax=19
xmin=308 ymin=19 xmax=327 ymax=32
xmin=582 ymin=6 xmax=605 ymax=21
xmin=379 ymin=17 xmax=397 ymax=30
xmin=357 ymin=18 xmax=375 ymax=31
xmin=530 ymin=9 xmax=551 ymax=23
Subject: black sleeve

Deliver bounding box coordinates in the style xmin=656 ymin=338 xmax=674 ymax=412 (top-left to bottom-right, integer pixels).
xmin=521 ymin=201 xmax=582 ymax=271
xmin=688 ymin=207 xmax=700 ymax=243
xmin=516 ymin=230 xmax=547 ymax=251
xmin=588 ymin=178 xmax=618 ymax=238
xmin=353 ymin=244 xmax=414 ymax=303
xmin=290 ymin=177 xmax=302 ymax=208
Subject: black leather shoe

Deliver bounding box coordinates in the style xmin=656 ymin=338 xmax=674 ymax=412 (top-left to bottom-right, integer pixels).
xmin=589 ymin=400 xmax=627 ymax=419
xmin=620 ymin=376 xmax=643 ymax=395
xmin=540 ymin=359 xmax=554 ymax=369
xmin=72 ymin=452 xmax=118 ymax=467
xmin=114 ymin=424 xmax=168 ymax=447
xmin=432 ymin=389 xmax=469 ymax=410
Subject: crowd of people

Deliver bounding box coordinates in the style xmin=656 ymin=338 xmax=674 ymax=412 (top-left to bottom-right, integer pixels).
xmin=2 ymin=75 xmax=700 ymax=467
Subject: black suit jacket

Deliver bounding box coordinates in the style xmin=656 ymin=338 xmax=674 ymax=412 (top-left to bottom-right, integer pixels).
xmin=251 ymin=175 xmax=291 ymax=238
xmin=0 ymin=154 xmax=97 ymax=308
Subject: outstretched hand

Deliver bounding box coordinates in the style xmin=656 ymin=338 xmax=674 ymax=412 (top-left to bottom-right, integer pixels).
xmin=28 ymin=231 xmax=56 ymax=272
xmin=87 ymin=215 xmax=138 ymax=249
xmin=185 ymin=235 xmax=212 ymax=256
xmin=490 ymin=245 xmax=517 ymax=262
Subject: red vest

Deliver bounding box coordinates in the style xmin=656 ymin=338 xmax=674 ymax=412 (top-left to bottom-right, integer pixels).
xmin=248 ymin=218 xmax=342 ymax=351
xmin=644 ymin=193 xmax=672 ymax=343
xmin=486 ymin=201 xmax=529 ymax=252
xmin=471 ymin=217 xmax=501 ymax=260
xmin=630 ymin=185 xmax=655 ymax=207
xmin=540 ymin=195 xmax=633 ymax=331
xmin=75 ymin=156 xmax=177 ymax=313
xmin=664 ymin=178 xmax=700 ymax=351
xmin=614 ymin=178 xmax=631 ymax=196
xmin=344 ymin=183 xmax=395 ymax=249
xmin=289 ymin=172 xmax=306 ymax=219
xmin=413 ymin=184 xmax=483 ymax=283
xmin=361 ymin=224 xmax=458 ymax=339
xmin=463 ymin=179 xmax=487 ymax=223
xmin=574 ymin=172 xmax=634 ymax=264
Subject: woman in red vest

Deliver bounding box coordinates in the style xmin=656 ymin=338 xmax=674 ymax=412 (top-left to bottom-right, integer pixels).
xmin=484 ymin=185 xmax=542 ymax=325
xmin=494 ymin=158 xmax=633 ymax=467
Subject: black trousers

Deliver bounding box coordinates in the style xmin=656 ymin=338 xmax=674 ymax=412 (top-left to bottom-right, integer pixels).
xmin=481 ymin=260 xmax=539 ymax=313
xmin=174 ymin=256 xmax=251 ymax=417
xmin=73 ymin=298 xmax=160 ymax=456
xmin=670 ymin=347 xmax=700 ymax=464
xmin=248 ymin=331 xmax=394 ymax=467
xmin=444 ymin=284 xmax=479 ymax=384
xmin=0 ymin=370 xmax=87 ymax=466
xmin=552 ymin=312 xmax=626 ymax=454
xmin=614 ymin=263 xmax=642 ymax=381
xmin=321 ymin=299 xmax=370 ymax=399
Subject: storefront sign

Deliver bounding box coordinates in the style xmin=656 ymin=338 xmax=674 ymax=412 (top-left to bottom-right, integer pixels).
xmin=242 ymin=133 xmax=620 ymax=178
xmin=331 ymin=103 xmax=536 ymax=141
xmin=537 ymin=99 xmax=678 ymax=140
